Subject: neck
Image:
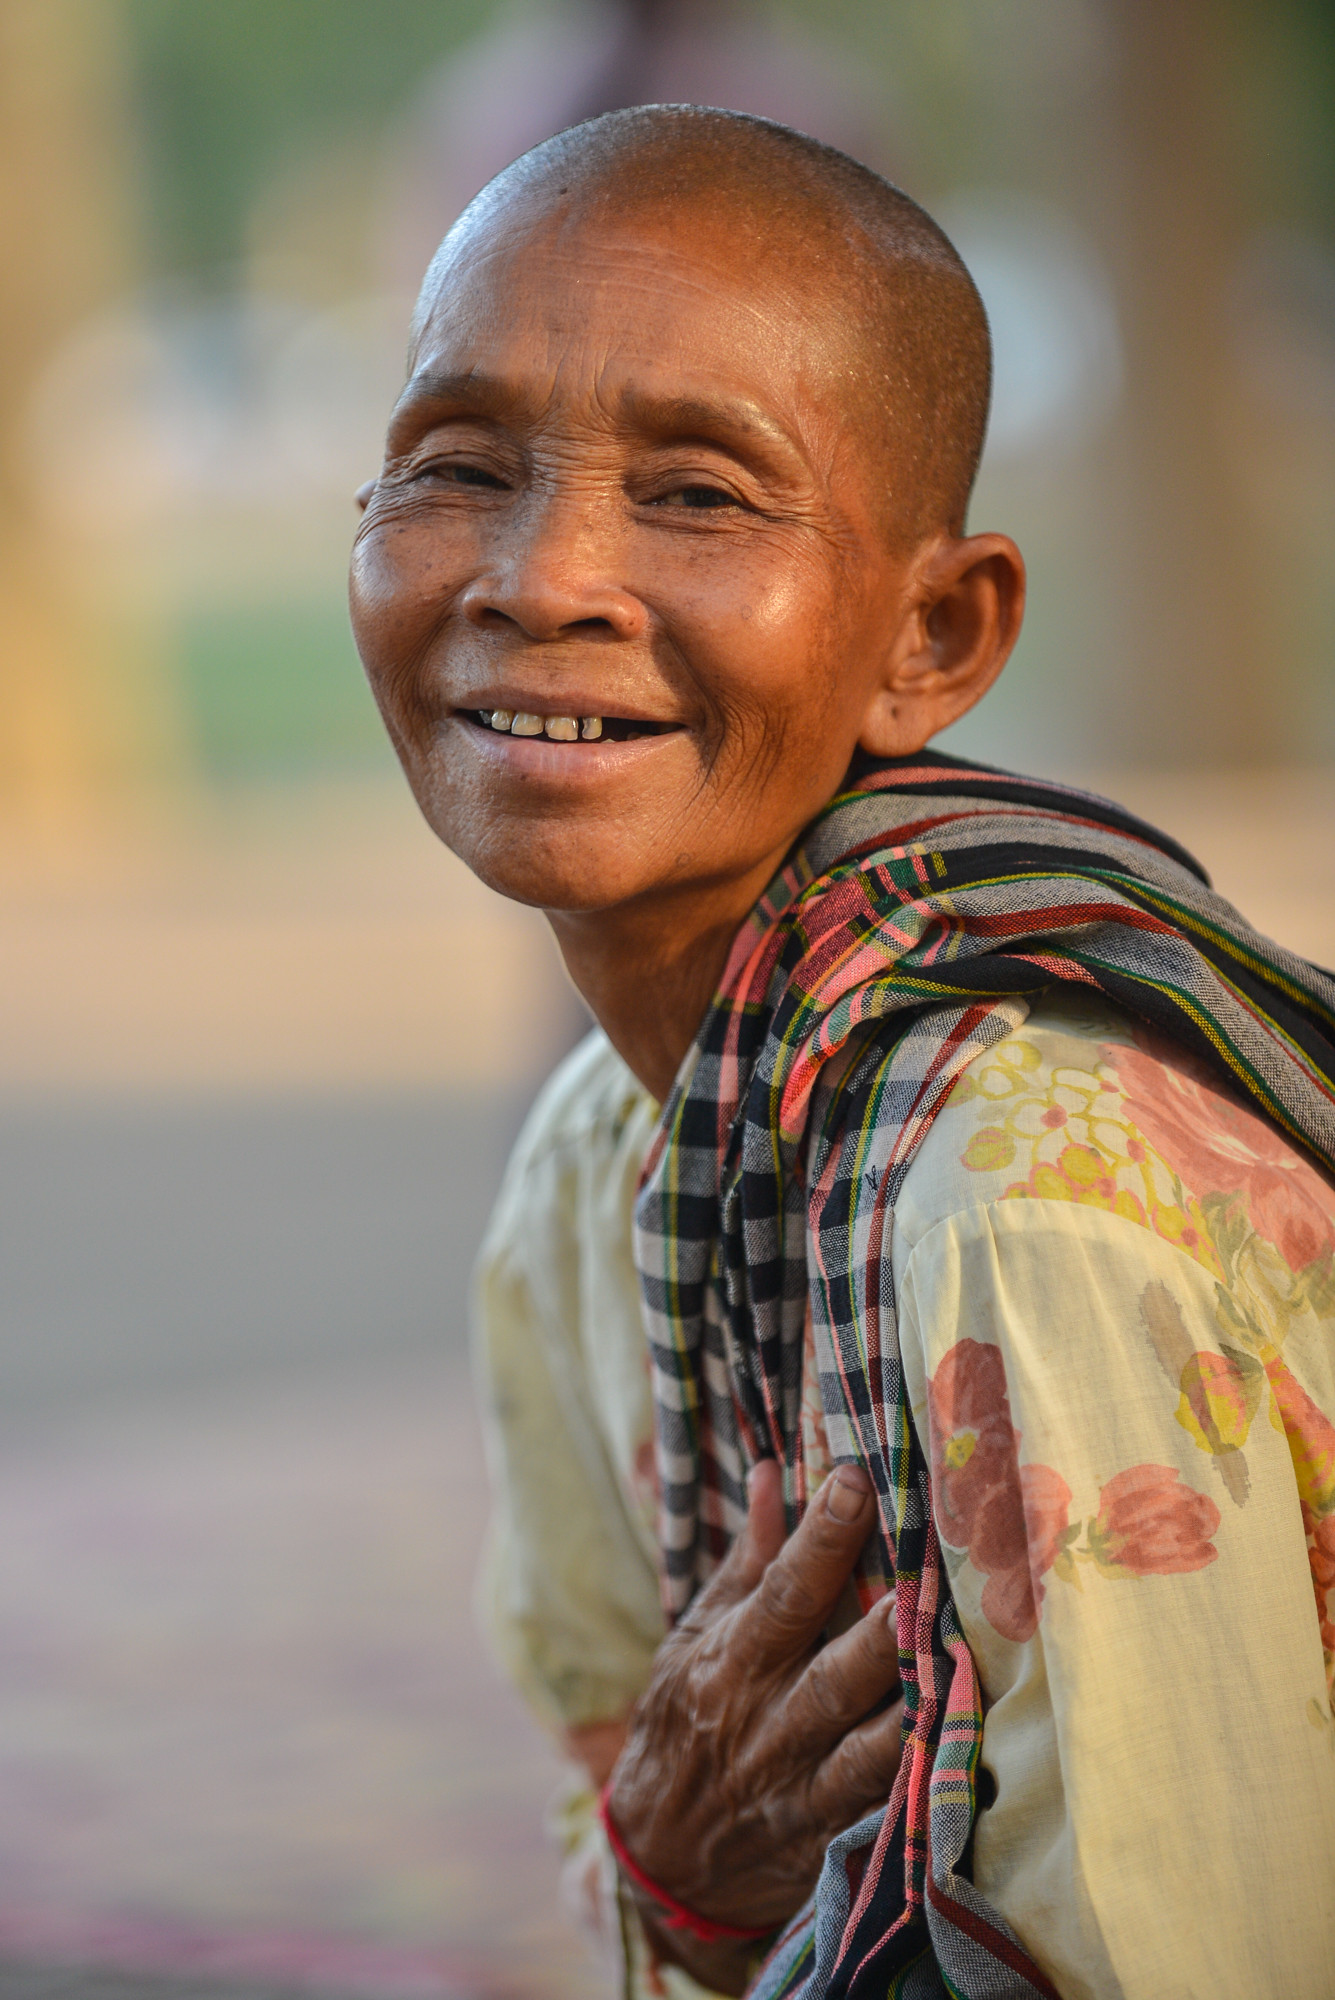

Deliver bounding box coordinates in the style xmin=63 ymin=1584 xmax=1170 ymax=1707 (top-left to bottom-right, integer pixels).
xmin=546 ymin=854 xmax=783 ymax=1103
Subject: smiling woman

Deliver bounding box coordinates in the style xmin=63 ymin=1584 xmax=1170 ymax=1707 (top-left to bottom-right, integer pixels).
xmin=349 ymin=115 xmax=1021 ymax=1100
xmin=350 ymin=104 xmax=1335 ymax=2000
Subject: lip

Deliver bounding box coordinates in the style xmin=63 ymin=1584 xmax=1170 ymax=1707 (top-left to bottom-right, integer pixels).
xmin=453 ymin=710 xmax=688 ymax=779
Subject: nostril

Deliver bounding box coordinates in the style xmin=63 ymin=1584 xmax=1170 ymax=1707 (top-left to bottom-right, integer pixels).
xmin=460 ymin=572 xmax=646 ymax=643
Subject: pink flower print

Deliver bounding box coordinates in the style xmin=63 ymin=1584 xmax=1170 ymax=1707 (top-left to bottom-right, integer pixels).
xmin=1106 ymin=1031 xmax=1335 ymax=1274
xmin=1263 ymin=1356 xmax=1335 ymax=1529
xmin=926 ymin=1339 xmax=1071 ymax=1642
xmin=928 ymin=1340 xmax=1021 ymax=1552
xmin=1022 ymin=1462 xmax=1077 ymax=1576
xmin=1309 ymin=1514 xmax=1335 ymax=1659
xmin=1090 ymin=1464 xmax=1220 ymax=1576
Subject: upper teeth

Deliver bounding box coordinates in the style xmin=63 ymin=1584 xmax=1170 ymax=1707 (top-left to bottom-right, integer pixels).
xmin=481 ymin=710 xmax=603 ymax=740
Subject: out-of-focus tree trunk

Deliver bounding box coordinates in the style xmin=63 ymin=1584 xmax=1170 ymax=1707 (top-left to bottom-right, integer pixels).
xmin=1102 ymin=0 xmax=1275 ymax=766
xmin=0 ymin=0 xmax=178 ymax=830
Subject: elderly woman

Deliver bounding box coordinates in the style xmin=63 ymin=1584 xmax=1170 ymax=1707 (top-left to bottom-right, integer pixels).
xmin=351 ymin=107 xmax=1335 ymax=2000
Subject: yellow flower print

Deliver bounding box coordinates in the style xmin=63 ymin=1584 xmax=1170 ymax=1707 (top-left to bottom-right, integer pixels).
xmin=943 ymin=1429 xmax=977 ymax=1470
xmin=948 ymin=1036 xmax=1042 ymax=1107
xmin=991 ymin=1136 xmax=1226 ymax=1279
xmin=995 ymin=1037 xmax=1042 ymax=1073
xmin=1003 ymin=1141 xmax=1148 ymax=1225
xmin=1025 ymin=1159 xmax=1088 ymax=1203
xmin=1174 ymin=1348 xmax=1265 ymax=1457
xmin=1140 ymin=1284 xmax=1255 ymax=1508
xmin=962 ymin=1127 xmax=1016 ymax=1172
xmin=1150 ymin=1198 xmax=1225 ymax=1280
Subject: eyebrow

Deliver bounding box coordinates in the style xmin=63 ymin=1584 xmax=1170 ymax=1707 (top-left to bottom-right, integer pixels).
xmin=393 ymin=370 xmax=533 ymax=426
xmin=615 ymin=389 xmax=801 ymax=461
xmin=393 ymin=371 xmax=807 ymax=469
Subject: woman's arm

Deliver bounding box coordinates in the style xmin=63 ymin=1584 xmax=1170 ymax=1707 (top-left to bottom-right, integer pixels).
xmin=895 ymin=1193 xmax=1335 ymax=1997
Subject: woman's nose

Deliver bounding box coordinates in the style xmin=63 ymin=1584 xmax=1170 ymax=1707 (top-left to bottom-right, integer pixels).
xmin=458 ymin=494 xmax=647 ymax=642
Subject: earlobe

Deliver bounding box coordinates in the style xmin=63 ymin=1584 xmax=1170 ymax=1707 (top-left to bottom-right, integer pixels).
xmin=856 ymin=684 xmax=910 ymax=759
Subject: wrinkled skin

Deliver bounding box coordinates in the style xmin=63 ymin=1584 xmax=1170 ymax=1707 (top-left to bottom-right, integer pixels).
xmin=350 ymin=188 xmax=1022 ymax=1986
xmin=607 ymin=1462 xmax=903 ymax=1992
xmin=350 ymin=198 xmax=1024 ymax=1100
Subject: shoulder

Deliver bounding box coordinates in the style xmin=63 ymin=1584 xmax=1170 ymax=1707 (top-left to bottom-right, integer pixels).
xmin=506 ymin=1025 xmax=655 ymax=1172
xmin=479 ymin=1028 xmax=659 ymax=1273
xmin=892 ymin=985 xmax=1335 ymax=1287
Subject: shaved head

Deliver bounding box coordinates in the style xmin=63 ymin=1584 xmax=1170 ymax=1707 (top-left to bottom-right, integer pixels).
xmin=356 ymin=103 xmax=1025 ymax=1000
xmin=413 ymin=105 xmax=992 ymax=544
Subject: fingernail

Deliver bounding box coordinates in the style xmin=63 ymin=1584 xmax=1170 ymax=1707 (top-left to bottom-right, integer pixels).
xmin=826 ymin=1463 xmax=872 ymax=1523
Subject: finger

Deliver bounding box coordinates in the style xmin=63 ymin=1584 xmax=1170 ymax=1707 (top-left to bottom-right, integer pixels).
xmin=739 ymin=1463 xmax=879 ymax=1669
xmin=744 ymin=1456 xmax=787 ymax=1566
xmin=677 ymin=1457 xmax=787 ymax=1628
xmin=354 ymin=478 xmax=377 ymax=511
xmin=781 ymin=1590 xmax=901 ymax=1761
xmin=807 ymin=1693 xmax=905 ymax=1832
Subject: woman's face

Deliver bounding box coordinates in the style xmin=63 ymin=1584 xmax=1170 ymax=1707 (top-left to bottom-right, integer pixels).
xmin=349 ymin=201 xmax=915 ymax=916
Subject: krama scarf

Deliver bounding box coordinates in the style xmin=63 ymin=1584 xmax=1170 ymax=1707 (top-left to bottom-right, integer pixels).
xmin=633 ymin=752 xmax=1335 ymax=2000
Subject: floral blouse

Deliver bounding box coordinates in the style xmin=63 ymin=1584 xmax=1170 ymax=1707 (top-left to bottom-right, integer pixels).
xmin=473 ymin=993 xmax=1335 ymax=1999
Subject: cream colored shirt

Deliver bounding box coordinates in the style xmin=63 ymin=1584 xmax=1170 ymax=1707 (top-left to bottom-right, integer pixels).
xmin=473 ymin=991 xmax=1335 ymax=1998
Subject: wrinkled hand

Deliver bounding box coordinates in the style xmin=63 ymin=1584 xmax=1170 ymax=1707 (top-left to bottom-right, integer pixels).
xmin=606 ymin=1460 xmax=903 ymax=1993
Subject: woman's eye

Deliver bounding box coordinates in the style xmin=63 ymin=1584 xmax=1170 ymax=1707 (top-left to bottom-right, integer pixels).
xmin=654 ymin=483 xmax=743 ymax=511
xmin=424 ymin=462 xmax=509 ymax=490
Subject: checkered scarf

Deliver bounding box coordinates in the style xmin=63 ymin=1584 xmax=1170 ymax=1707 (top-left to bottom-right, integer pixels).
xmin=633 ymin=752 xmax=1335 ymax=2000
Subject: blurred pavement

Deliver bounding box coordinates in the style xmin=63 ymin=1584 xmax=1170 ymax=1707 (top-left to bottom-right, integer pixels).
xmin=0 ymin=787 xmax=593 ymax=1999
xmin=0 ymin=1352 xmax=591 ymax=2000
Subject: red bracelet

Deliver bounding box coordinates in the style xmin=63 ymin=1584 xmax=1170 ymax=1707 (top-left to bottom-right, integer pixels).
xmin=597 ymin=1783 xmax=775 ymax=1947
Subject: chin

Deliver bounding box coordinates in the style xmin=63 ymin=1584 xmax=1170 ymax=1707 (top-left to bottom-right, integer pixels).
xmin=429 ymin=808 xmax=656 ymax=914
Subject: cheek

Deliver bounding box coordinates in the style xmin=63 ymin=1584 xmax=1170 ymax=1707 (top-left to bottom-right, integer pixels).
xmin=682 ymin=546 xmax=852 ymax=753
xmin=746 ymin=553 xmax=839 ymax=641
xmin=689 ymin=530 xmax=838 ymax=634
xmin=349 ymin=523 xmax=459 ymax=706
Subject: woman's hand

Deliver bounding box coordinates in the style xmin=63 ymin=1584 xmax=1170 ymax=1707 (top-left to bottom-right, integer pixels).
xmin=605 ymin=1460 xmax=903 ymax=1994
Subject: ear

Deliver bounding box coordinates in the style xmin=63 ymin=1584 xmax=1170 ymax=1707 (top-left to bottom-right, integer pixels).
xmin=857 ymin=533 xmax=1025 ymax=758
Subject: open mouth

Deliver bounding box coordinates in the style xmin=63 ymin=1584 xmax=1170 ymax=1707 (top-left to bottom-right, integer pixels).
xmin=467 ymin=708 xmax=678 ymax=744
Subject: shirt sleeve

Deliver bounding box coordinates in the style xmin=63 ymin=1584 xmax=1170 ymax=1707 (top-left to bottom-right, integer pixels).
xmin=473 ymin=1036 xmax=730 ymax=2000
xmin=471 ymin=1031 xmax=666 ymax=1734
xmin=894 ymin=1194 xmax=1335 ymax=2000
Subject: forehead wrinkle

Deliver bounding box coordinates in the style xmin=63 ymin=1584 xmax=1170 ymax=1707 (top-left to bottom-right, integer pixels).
xmin=419 ymin=209 xmax=821 ymax=363
xmin=404 ymin=300 xmax=827 ymax=475
xmin=542 ymin=227 xmax=814 ymax=344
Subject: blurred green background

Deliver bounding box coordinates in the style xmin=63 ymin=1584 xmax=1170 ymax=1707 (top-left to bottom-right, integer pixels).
xmin=3 ymin=0 xmax=1333 ymax=810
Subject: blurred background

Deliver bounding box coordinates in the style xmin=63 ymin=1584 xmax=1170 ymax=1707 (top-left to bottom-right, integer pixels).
xmin=0 ymin=1 xmax=1331 ymax=1995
